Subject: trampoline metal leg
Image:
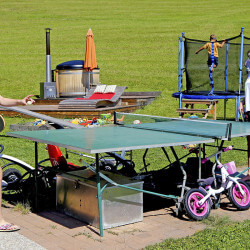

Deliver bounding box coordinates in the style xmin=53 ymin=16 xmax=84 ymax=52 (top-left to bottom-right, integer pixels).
xmin=224 ymin=99 xmax=227 ymax=120
xmin=235 ymin=97 xmax=239 ymax=121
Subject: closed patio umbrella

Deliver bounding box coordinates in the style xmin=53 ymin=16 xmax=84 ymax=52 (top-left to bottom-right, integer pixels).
xmin=84 ymin=28 xmax=97 ymax=91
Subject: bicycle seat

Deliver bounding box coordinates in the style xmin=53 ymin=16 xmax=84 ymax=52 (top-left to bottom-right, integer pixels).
xmin=198 ymin=177 xmax=214 ymax=187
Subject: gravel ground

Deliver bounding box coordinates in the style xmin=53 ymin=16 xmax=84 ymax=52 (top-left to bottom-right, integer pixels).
xmin=0 ymin=232 xmax=45 ymax=250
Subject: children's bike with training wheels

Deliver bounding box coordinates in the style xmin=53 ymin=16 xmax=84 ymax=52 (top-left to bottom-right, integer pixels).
xmin=184 ymin=146 xmax=250 ymax=221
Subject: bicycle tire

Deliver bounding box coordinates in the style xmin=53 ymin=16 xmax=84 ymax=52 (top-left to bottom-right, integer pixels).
xmin=184 ymin=188 xmax=211 ymax=221
xmin=228 ymin=180 xmax=250 ymax=210
xmin=3 ymin=168 xmax=22 ymax=184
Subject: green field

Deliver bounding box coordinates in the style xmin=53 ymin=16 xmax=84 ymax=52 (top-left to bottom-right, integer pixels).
xmin=0 ymin=0 xmax=249 ymax=115
xmin=0 ymin=1 xmax=250 ymax=247
xmin=0 ymin=0 xmax=250 ymax=164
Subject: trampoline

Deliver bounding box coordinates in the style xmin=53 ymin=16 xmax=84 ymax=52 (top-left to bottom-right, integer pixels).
xmin=173 ymin=27 xmax=250 ymax=119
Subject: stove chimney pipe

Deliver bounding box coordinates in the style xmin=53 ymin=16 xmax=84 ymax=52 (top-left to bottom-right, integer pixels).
xmin=46 ymin=28 xmax=52 ymax=82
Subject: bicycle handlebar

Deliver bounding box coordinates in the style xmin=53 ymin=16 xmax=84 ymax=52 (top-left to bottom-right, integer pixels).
xmin=223 ymin=146 xmax=233 ymax=152
xmin=201 ymin=158 xmax=209 ymax=164
xmin=201 ymin=146 xmax=233 ymax=164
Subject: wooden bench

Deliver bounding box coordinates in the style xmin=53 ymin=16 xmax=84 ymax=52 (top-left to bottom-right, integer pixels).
xmin=176 ymin=99 xmax=219 ymax=120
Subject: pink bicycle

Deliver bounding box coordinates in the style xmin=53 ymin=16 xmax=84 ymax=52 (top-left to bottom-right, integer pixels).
xmin=184 ymin=146 xmax=250 ymax=220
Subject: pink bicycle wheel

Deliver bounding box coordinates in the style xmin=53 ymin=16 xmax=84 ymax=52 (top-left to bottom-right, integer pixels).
xmin=184 ymin=188 xmax=210 ymax=220
xmin=229 ymin=181 xmax=250 ymax=210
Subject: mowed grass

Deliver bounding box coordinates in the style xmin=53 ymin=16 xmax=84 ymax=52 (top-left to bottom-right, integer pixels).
xmin=0 ymin=1 xmax=250 ymax=248
xmin=0 ymin=0 xmax=249 ymax=117
xmin=146 ymin=218 xmax=250 ymax=249
xmin=0 ymin=0 xmax=249 ymax=164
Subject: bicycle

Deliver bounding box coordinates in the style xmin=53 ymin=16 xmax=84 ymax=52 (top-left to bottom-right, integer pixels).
xmin=184 ymin=146 xmax=250 ymax=220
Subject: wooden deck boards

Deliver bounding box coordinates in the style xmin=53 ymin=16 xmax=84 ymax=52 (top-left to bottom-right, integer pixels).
xmin=0 ymin=92 xmax=161 ymax=119
xmin=0 ymin=104 xmax=139 ymax=119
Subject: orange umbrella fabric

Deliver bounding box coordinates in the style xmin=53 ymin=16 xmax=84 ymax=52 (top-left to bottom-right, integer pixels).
xmin=84 ymin=28 xmax=97 ymax=72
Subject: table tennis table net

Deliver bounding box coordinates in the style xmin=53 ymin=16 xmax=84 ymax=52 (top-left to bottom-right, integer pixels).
xmin=115 ymin=112 xmax=231 ymax=139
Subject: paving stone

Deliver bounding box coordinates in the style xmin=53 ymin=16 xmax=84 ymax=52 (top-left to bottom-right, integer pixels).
xmin=2 ymin=202 xmax=249 ymax=249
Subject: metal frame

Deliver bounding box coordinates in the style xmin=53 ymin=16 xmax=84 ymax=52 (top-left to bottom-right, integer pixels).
xmin=33 ymin=141 xmax=183 ymax=237
xmin=28 ymin=135 xmax=250 ymax=237
xmin=9 ymin=112 xmax=250 ymax=237
xmin=237 ymin=27 xmax=245 ymax=120
xmin=178 ymin=32 xmax=185 ymax=109
xmin=177 ymin=27 xmax=246 ymax=120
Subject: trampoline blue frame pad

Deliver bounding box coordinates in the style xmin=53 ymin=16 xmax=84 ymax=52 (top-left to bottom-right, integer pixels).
xmin=172 ymin=92 xmax=244 ymax=100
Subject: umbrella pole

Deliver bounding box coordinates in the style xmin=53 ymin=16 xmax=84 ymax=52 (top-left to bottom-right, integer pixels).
xmin=88 ymin=71 xmax=90 ymax=91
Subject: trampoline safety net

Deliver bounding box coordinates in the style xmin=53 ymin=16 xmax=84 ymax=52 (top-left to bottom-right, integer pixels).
xmin=184 ymin=35 xmax=250 ymax=93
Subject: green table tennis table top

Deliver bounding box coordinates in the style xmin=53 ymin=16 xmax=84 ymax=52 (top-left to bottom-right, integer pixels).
xmin=7 ymin=118 xmax=250 ymax=154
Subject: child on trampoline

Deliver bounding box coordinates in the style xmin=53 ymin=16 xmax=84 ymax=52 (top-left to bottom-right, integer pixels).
xmin=195 ymin=34 xmax=225 ymax=71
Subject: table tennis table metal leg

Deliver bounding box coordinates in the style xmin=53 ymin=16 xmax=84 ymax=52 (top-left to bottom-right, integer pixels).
xmin=199 ymin=144 xmax=202 ymax=179
xmin=170 ymin=146 xmax=187 ymax=216
xmin=161 ymin=147 xmax=172 ymax=165
xmin=34 ymin=141 xmax=38 ymax=212
xmin=96 ymin=153 xmax=104 ymax=237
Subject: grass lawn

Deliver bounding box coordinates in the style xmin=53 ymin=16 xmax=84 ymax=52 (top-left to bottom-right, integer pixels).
xmin=0 ymin=0 xmax=249 ymax=117
xmin=0 ymin=0 xmax=250 ymax=248
xmin=146 ymin=216 xmax=250 ymax=249
xmin=0 ymin=0 xmax=249 ymax=165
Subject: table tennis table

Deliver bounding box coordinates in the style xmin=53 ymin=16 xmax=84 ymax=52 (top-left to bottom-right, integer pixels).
xmin=6 ymin=112 xmax=250 ymax=236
